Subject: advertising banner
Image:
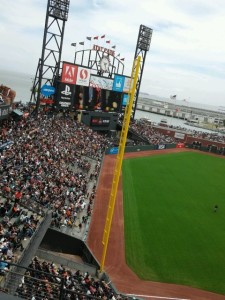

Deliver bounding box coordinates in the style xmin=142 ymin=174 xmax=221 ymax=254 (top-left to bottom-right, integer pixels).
xmin=174 ymin=132 xmax=185 ymax=140
xmin=112 ymin=75 xmax=125 ymax=92
xmin=0 ymin=105 xmax=10 ymax=120
xmin=61 ymin=63 xmax=78 ymax=84
xmin=90 ymin=75 xmax=113 ymax=90
xmin=176 ymin=143 xmax=185 ymax=148
xmin=158 ymin=144 xmax=166 ymax=150
xmin=123 ymin=77 xmax=131 ymax=93
xmin=109 ymin=147 xmax=119 ymax=154
xmin=76 ymin=67 xmax=91 ymax=87
xmin=41 ymin=85 xmax=55 ymax=97
xmin=122 ymin=94 xmax=129 ymax=106
xmin=57 ymin=83 xmax=75 ymax=109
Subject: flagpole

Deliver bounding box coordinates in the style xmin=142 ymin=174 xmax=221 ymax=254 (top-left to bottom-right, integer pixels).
xmin=86 ymin=37 xmax=92 ymax=49
xmin=101 ymin=34 xmax=105 ymax=47
xmin=71 ymin=43 xmax=76 ymax=64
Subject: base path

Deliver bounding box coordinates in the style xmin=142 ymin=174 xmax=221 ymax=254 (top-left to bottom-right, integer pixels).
xmin=87 ymin=148 xmax=225 ymax=300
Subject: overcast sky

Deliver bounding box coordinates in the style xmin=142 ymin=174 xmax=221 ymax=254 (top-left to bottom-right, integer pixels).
xmin=1 ymin=0 xmax=225 ymax=106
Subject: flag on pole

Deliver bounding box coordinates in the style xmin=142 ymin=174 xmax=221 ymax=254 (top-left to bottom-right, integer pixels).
xmin=170 ymin=95 xmax=177 ymax=100
xmin=86 ymin=37 xmax=92 ymax=41
xmin=101 ymin=34 xmax=105 ymax=38
xmin=106 ymin=40 xmax=110 ymax=44
xmin=120 ymin=58 xmax=125 ymax=61
xmin=79 ymin=42 xmax=84 ymax=45
xmin=94 ymin=36 xmax=99 ymax=40
xmin=71 ymin=43 xmax=76 ymax=46
xmin=112 ymin=45 xmax=116 ymax=49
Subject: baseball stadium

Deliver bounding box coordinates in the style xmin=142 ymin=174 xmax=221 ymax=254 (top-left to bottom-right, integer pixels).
xmin=1 ymin=1 xmax=225 ymax=300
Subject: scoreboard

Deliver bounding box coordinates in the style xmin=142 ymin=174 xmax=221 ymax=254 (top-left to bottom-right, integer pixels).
xmin=81 ymin=111 xmax=118 ymax=131
xmin=90 ymin=116 xmax=110 ymax=127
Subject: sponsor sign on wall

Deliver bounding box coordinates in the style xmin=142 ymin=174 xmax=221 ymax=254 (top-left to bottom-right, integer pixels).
xmin=57 ymin=83 xmax=75 ymax=108
xmin=90 ymin=75 xmax=113 ymax=90
xmin=41 ymin=85 xmax=55 ymax=97
xmin=123 ymin=77 xmax=131 ymax=93
xmin=61 ymin=63 xmax=78 ymax=84
xmin=112 ymin=75 xmax=125 ymax=92
xmin=158 ymin=144 xmax=166 ymax=150
xmin=174 ymin=132 xmax=185 ymax=140
xmin=122 ymin=94 xmax=129 ymax=106
xmin=76 ymin=67 xmax=91 ymax=87
xmin=109 ymin=147 xmax=119 ymax=154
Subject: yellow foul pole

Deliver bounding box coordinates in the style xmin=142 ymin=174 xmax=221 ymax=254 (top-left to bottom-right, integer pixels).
xmin=100 ymin=56 xmax=141 ymax=272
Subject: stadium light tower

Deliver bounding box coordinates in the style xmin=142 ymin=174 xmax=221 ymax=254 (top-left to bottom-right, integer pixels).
xmin=30 ymin=0 xmax=70 ymax=114
xmin=132 ymin=25 xmax=153 ymax=119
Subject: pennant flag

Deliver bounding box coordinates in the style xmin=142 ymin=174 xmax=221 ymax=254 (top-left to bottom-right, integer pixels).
xmin=101 ymin=34 xmax=105 ymax=38
xmin=120 ymin=58 xmax=125 ymax=61
xmin=79 ymin=42 xmax=84 ymax=45
xmin=86 ymin=37 xmax=92 ymax=41
xmin=112 ymin=45 xmax=116 ymax=49
xmin=106 ymin=40 xmax=110 ymax=44
xmin=170 ymin=95 xmax=177 ymax=100
xmin=94 ymin=36 xmax=99 ymax=40
xmin=116 ymin=53 xmax=120 ymax=57
xmin=71 ymin=43 xmax=76 ymax=46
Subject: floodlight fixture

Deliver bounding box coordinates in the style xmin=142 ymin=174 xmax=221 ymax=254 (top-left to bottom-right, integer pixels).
xmin=49 ymin=0 xmax=70 ymax=21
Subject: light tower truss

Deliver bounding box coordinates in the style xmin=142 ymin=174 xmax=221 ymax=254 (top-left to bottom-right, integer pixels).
xmin=30 ymin=0 xmax=70 ymax=113
xmin=132 ymin=25 xmax=153 ymax=119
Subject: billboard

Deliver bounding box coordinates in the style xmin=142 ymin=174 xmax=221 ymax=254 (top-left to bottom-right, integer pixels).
xmin=0 ymin=105 xmax=10 ymax=120
xmin=41 ymin=85 xmax=55 ymax=97
xmin=90 ymin=75 xmax=113 ymax=90
xmin=123 ymin=77 xmax=131 ymax=93
xmin=112 ymin=75 xmax=125 ymax=92
xmin=76 ymin=67 xmax=91 ymax=86
xmin=61 ymin=63 xmax=78 ymax=84
xmin=57 ymin=83 xmax=75 ymax=108
xmin=122 ymin=94 xmax=129 ymax=106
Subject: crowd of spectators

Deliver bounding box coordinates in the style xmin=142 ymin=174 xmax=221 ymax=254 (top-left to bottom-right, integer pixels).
xmin=169 ymin=124 xmax=225 ymax=143
xmin=130 ymin=118 xmax=225 ymax=145
xmin=129 ymin=119 xmax=176 ymax=144
xmin=0 ymin=112 xmax=114 ymax=263
xmin=14 ymin=256 xmax=129 ymax=299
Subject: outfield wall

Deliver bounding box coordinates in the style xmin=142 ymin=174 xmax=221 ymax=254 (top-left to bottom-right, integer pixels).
xmin=105 ymin=143 xmax=177 ymax=155
xmin=186 ymin=136 xmax=225 ymax=148
xmin=186 ymin=143 xmax=225 ymax=155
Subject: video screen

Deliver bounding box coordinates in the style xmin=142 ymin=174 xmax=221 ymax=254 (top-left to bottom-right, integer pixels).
xmin=74 ymin=85 xmax=122 ymax=112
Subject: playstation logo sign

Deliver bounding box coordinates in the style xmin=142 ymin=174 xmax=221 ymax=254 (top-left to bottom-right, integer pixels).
xmin=57 ymin=82 xmax=74 ymax=109
xmin=61 ymin=85 xmax=71 ymax=96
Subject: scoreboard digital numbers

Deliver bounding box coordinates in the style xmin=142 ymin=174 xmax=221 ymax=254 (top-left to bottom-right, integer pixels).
xmin=90 ymin=116 xmax=110 ymax=127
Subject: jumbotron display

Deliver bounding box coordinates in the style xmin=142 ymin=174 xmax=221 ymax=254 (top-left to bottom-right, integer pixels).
xmin=56 ymin=62 xmax=130 ymax=113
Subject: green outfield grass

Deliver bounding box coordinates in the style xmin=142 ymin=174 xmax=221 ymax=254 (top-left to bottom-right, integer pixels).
xmin=122 ymin=151 xmax=225 ymax=295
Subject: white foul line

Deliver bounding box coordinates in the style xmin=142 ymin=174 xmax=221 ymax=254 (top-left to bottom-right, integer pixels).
xmin=126 ymin=294 xmax=190 ymax=300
